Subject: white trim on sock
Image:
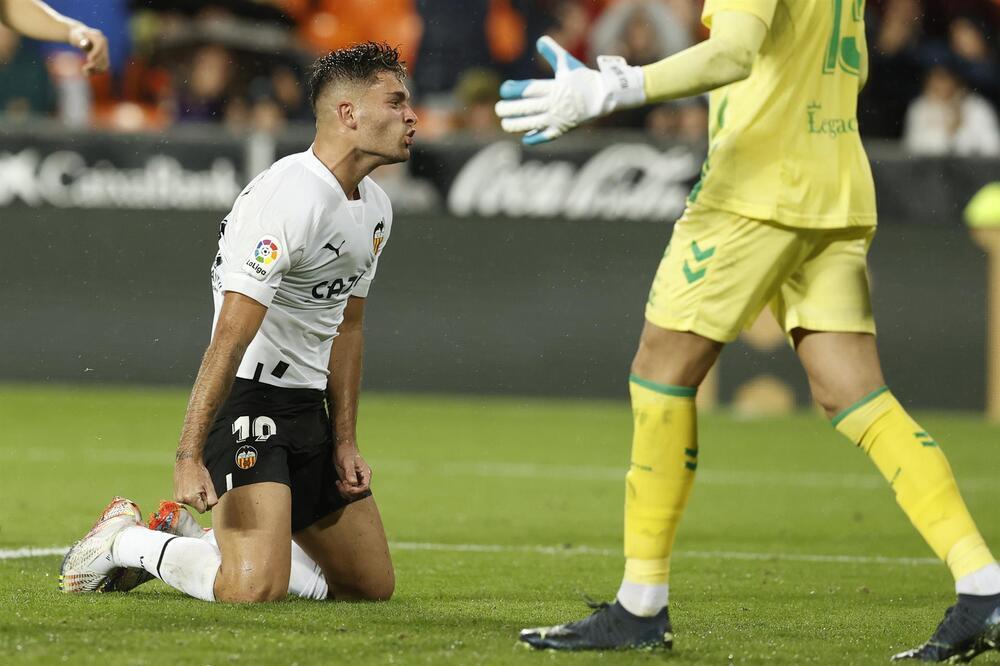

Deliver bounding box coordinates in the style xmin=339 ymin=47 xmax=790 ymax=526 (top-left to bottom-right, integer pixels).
xmin=616 ymin=580 xmax=668 ymax=617
xmin=956 ymin=561 xmax=1000 ymax=596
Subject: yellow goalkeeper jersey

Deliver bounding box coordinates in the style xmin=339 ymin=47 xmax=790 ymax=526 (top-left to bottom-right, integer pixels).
xmin=690 ymin=0 xmax=877 ymax=228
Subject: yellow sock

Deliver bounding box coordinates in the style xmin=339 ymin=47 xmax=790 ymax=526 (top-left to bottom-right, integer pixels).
xmin=623 ymin=375 xmax=698 ymax=586
xmin=833 ymin=388 xmax=996 ymax=580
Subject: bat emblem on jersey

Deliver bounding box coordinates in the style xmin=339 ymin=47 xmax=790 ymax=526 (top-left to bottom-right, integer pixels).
xmin=323 ymin=240 xmax=346 ymax=257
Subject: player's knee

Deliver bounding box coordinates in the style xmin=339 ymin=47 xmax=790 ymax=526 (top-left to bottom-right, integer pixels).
xmin=338 ymin=570 xmax=394 ymax=601
xmin=361 ymin=579 xmax=394 ymax=601
xmin=631 ymin=328 xmax=719 ymax=387
xmin=808 ymin=376 xmax=875 ymax=419
xmin=215 ymin=567 xmax=289 ymax=603
xmin=360 ymin=569 xmax=395 ymax=601
xmin=810 ymin=386 xmax=842 ymax=419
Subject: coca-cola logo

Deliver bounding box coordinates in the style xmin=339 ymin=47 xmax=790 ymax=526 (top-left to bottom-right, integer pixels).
xmin=448 ymin=142 xmax=701 ymax=222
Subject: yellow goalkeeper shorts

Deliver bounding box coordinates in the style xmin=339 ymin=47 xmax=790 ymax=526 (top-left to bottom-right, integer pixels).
xmin=644 ymin=204 xmax=876 ymax=343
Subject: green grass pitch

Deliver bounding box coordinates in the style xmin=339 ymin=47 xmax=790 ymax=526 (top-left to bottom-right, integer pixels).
xmin=1 ymin=384 xmax=998 ymax=665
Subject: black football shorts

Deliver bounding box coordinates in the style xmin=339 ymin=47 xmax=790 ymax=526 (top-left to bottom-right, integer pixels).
xmin=204 ymin=378 xmax=370 ymax=532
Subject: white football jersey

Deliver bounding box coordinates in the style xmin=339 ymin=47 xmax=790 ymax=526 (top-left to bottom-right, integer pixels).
xmin=210 ymin=147 xmax=393 ymax=390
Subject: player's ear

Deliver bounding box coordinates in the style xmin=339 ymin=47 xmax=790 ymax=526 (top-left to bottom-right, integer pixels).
xmin=336 ymin=101 xmax=359 ymax=130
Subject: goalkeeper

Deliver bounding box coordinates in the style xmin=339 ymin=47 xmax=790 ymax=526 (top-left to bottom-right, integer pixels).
xmin=497 ymin=1 xmax=1000 ymax=661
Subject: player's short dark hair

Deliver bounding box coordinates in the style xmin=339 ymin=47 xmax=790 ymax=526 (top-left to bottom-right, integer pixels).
xmin=308 ymin=42 xmax=407 ymax=111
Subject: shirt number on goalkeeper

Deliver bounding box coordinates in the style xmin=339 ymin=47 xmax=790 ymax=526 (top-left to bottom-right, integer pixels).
xmin=232 ymin=415 xmax=277 ymax=443
xmin=824 ymin=0 xmax=864 ymax=77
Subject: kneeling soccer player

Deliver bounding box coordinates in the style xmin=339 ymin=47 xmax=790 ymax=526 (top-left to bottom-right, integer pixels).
xmin=91 ymin=501 xmax=331 ymax=600
xmin=496 ymin=1 xmax=1000 ymax=660
xmin=60 ymin=41 xmax=417 ymax=603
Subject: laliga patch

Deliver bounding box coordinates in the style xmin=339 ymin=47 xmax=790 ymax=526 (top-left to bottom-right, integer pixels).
xmin=235 ymin=445 xmax=258 ymax=470
xmin=243 ymin=236 xmax=281 ymax=281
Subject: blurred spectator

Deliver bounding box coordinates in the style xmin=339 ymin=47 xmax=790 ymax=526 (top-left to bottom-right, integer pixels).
xmin=546 ymin=0 xmax=591 ymax=61
xmin=944 ymin=13 xmax=998 ymax=101
xmin=271 ymin=65 xmax=311 ymax=122
xmin=903 ymin=63 xmax=1000 ymax=155
xmin=860 ymin=0 xmax=926 ymax=138
xmin=590 ymin=0 xmax=692 ymax=129
xmin=453 ymin=68 xmax=502 ymax=134
xmin=0 ymin=25 xmax=55 ymax=118
xmin=646 ymin=97 xmax=708 ymax=143
xmin=414 ymin=0 xmax=492 ymax=98
xmin=176 ymin=44 xmax=232 ymax=123
xmin=588 ymin=0 xmax=692 ymax=65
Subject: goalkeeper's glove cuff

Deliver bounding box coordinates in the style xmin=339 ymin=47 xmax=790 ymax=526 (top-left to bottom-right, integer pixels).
xmin=596 ymin=56 xmax=646 ymax=112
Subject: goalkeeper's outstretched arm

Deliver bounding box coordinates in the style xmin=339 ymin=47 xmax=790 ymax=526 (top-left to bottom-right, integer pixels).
xmin=495 ymin=10 xmax=768 ymax=144
xmin=642 ymin=11 xmax=767 ymax=102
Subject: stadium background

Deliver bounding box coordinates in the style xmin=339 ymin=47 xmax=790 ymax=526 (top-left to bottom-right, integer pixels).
xmin=3 ymin=2 xmax=1000 ymax=664
xmin=3 ymin=0 xmax=1000 ymax=413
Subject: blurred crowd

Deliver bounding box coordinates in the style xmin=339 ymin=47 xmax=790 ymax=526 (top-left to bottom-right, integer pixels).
xmin=2 ymin=0 xmax=1000 ymax=155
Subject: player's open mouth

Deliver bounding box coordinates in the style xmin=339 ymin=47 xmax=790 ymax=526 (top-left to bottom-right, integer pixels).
xmin=404 ymin=131 xmax=415 ymax=146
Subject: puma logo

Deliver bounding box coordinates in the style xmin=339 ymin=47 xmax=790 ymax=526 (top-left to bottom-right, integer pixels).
xmin=323 ymin=240 xmax=346 ymax=257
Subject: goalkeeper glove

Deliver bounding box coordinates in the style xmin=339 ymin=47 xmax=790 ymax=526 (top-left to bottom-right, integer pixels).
xmin=495 ymin=36 xmax=646 ymax=145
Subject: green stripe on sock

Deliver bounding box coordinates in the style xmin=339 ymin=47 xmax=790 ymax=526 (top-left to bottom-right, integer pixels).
xmin=830 ymin=386 xmax=890 ymax=427
xmin=629 ymin=374 xmax=697 ymax=398
xmin=684 ymin=448 xmax=698 ymax=458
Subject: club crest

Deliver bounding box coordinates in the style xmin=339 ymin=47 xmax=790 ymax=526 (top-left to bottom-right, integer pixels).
xmin=235 ymin=445 xmax=258 ymax=470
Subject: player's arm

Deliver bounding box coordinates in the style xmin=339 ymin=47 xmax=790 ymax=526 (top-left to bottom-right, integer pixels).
xmin=495 ymin=10 xmax=767 ymax=143
xmin=174 ymin=292 xmax=266 ymax=513
xmin=641 ymin=12 xmax=767 ymax=102
xmin=0 ymin=0 xmax=108 ymax=73
xmin=326 ymin=295 xmax=372 ymax=500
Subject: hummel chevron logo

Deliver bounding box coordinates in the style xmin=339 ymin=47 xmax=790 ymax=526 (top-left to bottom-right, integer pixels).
xmin=683 ymin=261 xmax=706 ymax=284
xmin=691 ymin=241 xmax=715 ymax=262
xmin=323 ymin=240 xmax=346 ymax=257
xmin=683 ymin=240 xmax=716 ymax=284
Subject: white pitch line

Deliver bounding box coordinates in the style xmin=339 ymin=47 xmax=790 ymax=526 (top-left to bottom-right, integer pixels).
xmin=1 ymin=450 xmax=995 ymax=492
xmin=0 ymin=546 xmax=69 ymax=560
xmin=0 ymin=542 xmax=940 ymax=567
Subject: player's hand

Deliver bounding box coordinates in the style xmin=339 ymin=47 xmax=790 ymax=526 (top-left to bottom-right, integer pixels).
xmin=334 ymin=443 xmax=372 ymax=500
xmin=173 ymin=456 xmax=219 ymax=513
xmin=67 ymin=24 xmax=109 ymax=75
xmin=495 ymin=36 xmax=646 ymax=145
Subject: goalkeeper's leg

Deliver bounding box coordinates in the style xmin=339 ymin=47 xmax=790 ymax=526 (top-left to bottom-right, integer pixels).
xmin=796 ymin=330 xmax=1000 ymax=661
xmin=619 ymin=324 xmax=721 ymax=617
xmin=521 ymin=323 xmax=721 ymax=650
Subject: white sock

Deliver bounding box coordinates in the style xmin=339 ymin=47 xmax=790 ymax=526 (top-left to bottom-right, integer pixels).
xmin=113 ymin=526 xmax=220 ymax=602
xmin=201 ymin=530 xmax=327 ymax=600
xmin=616 ymin=580 xmax=669 ymax=617
xmin=289 ymin=540 xmax=328 ymax=600
xmin=956 ymin=561 xmax=1000 ymax=596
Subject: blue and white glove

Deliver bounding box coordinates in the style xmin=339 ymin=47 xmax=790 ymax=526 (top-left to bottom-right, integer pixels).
xmin=495 ymin=36 xmax=646 ymax=145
